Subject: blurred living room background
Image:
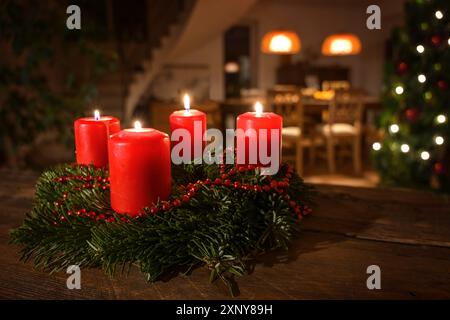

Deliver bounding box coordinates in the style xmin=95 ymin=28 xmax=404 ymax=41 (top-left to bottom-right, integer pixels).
xmin=1 ymin=0 xmax=449 ymax=191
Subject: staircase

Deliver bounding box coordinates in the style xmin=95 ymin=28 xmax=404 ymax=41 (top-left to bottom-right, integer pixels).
xmin=93 ymin=0 xmax=258 ymax=125
xmin=92 ymin=0 xmax=195 ymax=123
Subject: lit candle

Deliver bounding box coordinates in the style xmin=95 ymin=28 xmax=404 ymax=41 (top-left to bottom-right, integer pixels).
xmin=169 ymin=94 xmax=206 ymax=160
xmin=236 ymin=102 xmax=282 ymax=171
xmin=108 ymin=121 xmax=171 ymax=216
xmin=74 ymin=110 xmax=120 ymax=167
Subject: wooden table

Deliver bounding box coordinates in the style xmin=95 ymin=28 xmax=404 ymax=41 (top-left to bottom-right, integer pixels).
xmin=1 ymin=168 xmax=450 ymax=299
xmin=220 ymin=96 xmax=381 ymax=130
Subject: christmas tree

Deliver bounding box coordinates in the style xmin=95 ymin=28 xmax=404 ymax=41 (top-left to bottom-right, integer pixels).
xmin=373 ymin=0 xmax=450 ymax=192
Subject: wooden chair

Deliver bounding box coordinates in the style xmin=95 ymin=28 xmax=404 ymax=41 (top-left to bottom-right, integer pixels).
xmin=319 ymin=89 xmax=364 ymax=174
xmin=267 ymin=86 xmax=322 ymax=176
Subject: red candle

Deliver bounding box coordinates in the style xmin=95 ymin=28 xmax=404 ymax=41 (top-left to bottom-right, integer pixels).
xmin=169 ymin=94 xmax=206 ymax=161
xmin=74 ymin=110 xmax=120 ymax=167
xmin=108 ymin=121 xmax=171 ymax=216
xmin=236 ymin=102 xmax=282 ymax=172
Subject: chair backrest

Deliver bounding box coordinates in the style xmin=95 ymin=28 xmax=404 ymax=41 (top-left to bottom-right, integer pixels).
xmin=266 ymin=86 xmax=303 ymax=129
xmin=328 ymin=89 xmax=364 ymax=131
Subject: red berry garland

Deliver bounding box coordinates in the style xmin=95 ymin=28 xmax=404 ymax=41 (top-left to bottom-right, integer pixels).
xmin=51 ymin=163 xmax=311 ymax=225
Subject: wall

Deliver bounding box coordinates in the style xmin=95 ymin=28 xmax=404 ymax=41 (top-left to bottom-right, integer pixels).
xmin=244 ymin=0 xmax=405 ymax=96
xmin=155 ymin=0 xmax=405 ymax=101
xmin=151 ymin=36 xmax=224 ymax=102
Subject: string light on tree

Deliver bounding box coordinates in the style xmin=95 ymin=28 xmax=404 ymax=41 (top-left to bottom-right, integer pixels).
xmin=420 ymin=151 xmax=430 ymax=160
xmin=436 ymin=114 xmax=447 ymax=124
xmin=395 ymin=86 xmax=404 ymax=95
xmin=401 ymin=144 xmax=410 ymax=153
xmin=372 ymin=142 xmax=381 ymax=151
xmin=435 ymin=136 xmax=444 ymax=145
xmin=389 ymin=124 xmax=400 ymax=133
xmin=374 ymin=1 xmax=450 ymax=192
xmin=418 ymin=74 xmax=426 ymax=83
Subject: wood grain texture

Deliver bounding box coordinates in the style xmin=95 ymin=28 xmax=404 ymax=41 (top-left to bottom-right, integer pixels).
xmin=1 ymin=169 xmax=450 ymax=299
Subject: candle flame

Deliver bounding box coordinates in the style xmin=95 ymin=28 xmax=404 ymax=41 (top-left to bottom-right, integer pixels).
xmin=134 ymin=121 xmax=142 ymax=130
xmin=255 ymin=101 xmax=263 ymax=115
xmin=183 ymin=93 xmax=190 ymax=112
xmin=94 ymin=110 xmax=100 ymax=121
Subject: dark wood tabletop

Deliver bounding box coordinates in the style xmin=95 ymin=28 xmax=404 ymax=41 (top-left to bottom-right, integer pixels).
xmin=1 ymin=168 xmax=450 ymax=299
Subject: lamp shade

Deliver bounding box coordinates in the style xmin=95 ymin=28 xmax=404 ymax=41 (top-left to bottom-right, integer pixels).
xmin=322 ymin=33 xmax=361 ymax=56
xmin=261 ymin=30 xmax=301 ymax=54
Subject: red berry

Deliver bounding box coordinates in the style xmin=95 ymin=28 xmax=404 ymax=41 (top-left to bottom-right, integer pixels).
xmin=182 ymin=195 xmax=190 ymax=203
xmin=238 ymin=166 xmax=246 ymax=173
xmin=150 ymin=207 xmax=158 ymax=214
xmin=289 ymin=200 xmax=297 ymax=208
xmin=120 ymin=217 xmax=128 ymax=222
xmin=59 ymin=216 xmax=66 ymax=221
xmin=88 ymin=211 xmax=96 ymax=218
xmin=204 ymin=179 xmax=211 ymax=185
xmin=270 ymin=180 xmax=278 ymax=188
xmin=223 ymin=179 xmax=231 ymax=187
xmin=162 ymin=202 xmax=170 ymax=211
xmin=97 ymin=214 xmax=106 ymax=221
xmin=253 ymin=185 xmax=261 ymax=192
xmin=85 ymin=175 xmax=92 ymax=181
xmin=172 ymin=199 xmax=181 ymax=207
xmin=228 ymin=168 xmax=236 ymax=176
xmin=262 ymin=185 xmax=271 ymax=192
xmin=247 ymin=165 xmax=255 ymax=170
xmin=233 ymin=181 xmax=241 ymax=188
xmin=214 ymin=178 xmax=222 ymax=185
xmin=221 ymin=174 xmax=229 ymax=180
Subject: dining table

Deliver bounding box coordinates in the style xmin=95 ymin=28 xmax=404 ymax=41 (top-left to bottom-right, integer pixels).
xmin=219 ymin=95 xmax=381 ymax=131
xmin=1 ymin=167 xmax=450 ymax=299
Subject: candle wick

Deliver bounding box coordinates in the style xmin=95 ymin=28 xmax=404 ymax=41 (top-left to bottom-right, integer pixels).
xmin=94 ymin=110 xmax=100 ymax=121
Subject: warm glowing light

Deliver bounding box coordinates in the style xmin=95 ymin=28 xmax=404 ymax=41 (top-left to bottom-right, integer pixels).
xmin=322 ymin=34 xmax=361 ymax=56
xmin=416 ymin=45 xmax=425 ymax=53
xmin=224 ymin=61 xmax=240 ymax=73
xmin=134 ymin=121 xmax=142 ymax=130
xmin=420 ymin=151 xmax=430 ymax=160
xmin=270 ymin=35 xmax=292 ymax=52
xmin=437 ymin=114 xmax=447 ymax=123
xmin=401 ymin=144 xmax=410 ymax=153
xmin=418 ymin=74 xmax=426 ymax=83
xmin=254 ymin=101 xmax=263 ymax=115
xmin=435 ymin=10 xmax=443 ymax=19
xmin=395 ymin=86 xmax=404 ymax=95
xmin=389 ymin=124 xmax=399 ymax=134
xmin=261 ymin=30 xmax=301 ymax=54
xmin=331 ymin=39 xmax=352 ymax=54
xmin=372 ymin=142 xmax=381 ymax=151
xmin=183 ymin=94 xmax=190 ymax=113
xmin=435 ymin=136 xmax=444 ymax=145
xmin=448 ymin=38 xmax=450 ymax=46
xmin=94 ymin=110 xmax=100 ymax=121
